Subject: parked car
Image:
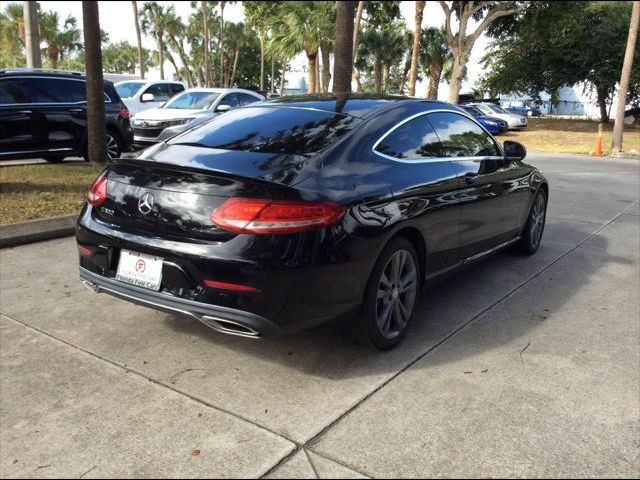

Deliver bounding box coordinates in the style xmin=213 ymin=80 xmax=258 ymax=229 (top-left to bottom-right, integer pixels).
xmin=467 ymin=102 xmax=528 ymax=130
xmin=115 ymin=80 xmax=185 ymax=117
xmin=0 ymin=68 xmax=133 ymax=162
xmin=503 ymin=100 xmax=542 ymax=117
xmin=77 ymin=95 xmax=548 ymax=350
xmin=460 ymin=105 xmax=509 ymax=134
xmin=130 ymin=87 xmax=264 ymax=147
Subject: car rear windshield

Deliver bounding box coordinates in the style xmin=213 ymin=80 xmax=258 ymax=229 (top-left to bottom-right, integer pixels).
xmin=170 ymin=106 xmax=361 ymax=154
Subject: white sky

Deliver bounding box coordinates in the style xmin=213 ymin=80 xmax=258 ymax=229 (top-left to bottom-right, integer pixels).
xmin=33 ymin=1 xmax=489 ymax=98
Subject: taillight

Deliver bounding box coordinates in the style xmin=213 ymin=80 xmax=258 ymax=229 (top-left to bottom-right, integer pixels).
xmin=119 ymin=106 xmax=130 ymax=119
xmin=203 ymin=279 xmax=259 ymax=292
xmin=211 ymin=198 xmax=346 ymax=234
xmin=87 ymin=174 xmax=108 ymax=206
xmin=78 ymin=245 xmax=93 ymax=256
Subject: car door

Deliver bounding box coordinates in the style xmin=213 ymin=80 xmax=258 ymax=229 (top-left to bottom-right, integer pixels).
xmin=427 ymin=111 xmax=526 ymax=257
xmin=0 ymin=77 xmax=35 ymax=157
xmin=29 ymin=76 xmax=87 ymax=154
xmin=372 ymin=113 xmax=460 ymax=275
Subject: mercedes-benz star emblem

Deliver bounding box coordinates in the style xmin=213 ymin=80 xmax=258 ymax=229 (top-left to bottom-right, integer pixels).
xmin=138 ymin=192 xmax=154 ymax=215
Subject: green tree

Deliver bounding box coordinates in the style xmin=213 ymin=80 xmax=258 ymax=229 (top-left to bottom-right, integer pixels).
xmin=480 ymin=1 xmax=640 ymax=122
xmin=333 ymin=1 xmax=356 ymax=93
xmin=244 ymin=1 xmax=272 ymax=91
xmin=439 ymin=1 xmax=525 ymax=104
xmin=132 ymin=1 xmax=145 ymax=78
xmin=357 ymin=22 xmax=407 ymax=93
xmin=39 ymin=11 xmax=82 ymax=69
xmin=420 ymin=26 xmax=453 ymax=99
xmin=139 ymin=2 xmax=173 ymax=80
xmin=165 ymin=9 xmax=194 ymax=86
xmin=0 ymin=3 xmax=25 ymax=68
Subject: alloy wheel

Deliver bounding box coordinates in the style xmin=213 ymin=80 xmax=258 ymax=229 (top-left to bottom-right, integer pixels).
xmin=530 ymin=193 xmax=546 ymax=248
xmin=376 ymin=249 xmax=418 ymax=339
xmin=106 ymin=133 xmax=120 ymax=159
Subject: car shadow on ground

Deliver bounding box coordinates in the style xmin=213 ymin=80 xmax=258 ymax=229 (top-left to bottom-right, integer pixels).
xmin=161 ymin=221 xmax=630 ymax=379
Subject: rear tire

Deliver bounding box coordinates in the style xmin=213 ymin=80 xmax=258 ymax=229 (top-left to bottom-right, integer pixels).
xmin=352 ymin=237 xmax=420 ymax=350
xmin=516 ymin=189 xmax=547 ymax=255
xmin=82 ymin=131 xmax=122 ymax=162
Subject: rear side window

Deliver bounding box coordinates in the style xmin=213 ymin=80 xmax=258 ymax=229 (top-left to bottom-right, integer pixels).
xmin=170 ymin=84 xmax=185 ymax=95
xmin=238 ymin=93 xmax=261 ymax=106
xmin=220 ymin=93 xmax=240 ymax=108
xmin=427 ymin=112 xmax=500 ymax=157
xmin=143 ymin=83 xmax=175 ymax=102
xmin=171 ymin=106 xmax=361 ymax=155
xmin=0 ymin=78 xmax=32 ymax=104
xmin=374 ymin=115 xmax=442 ymax=159
xmin=31 ymin=78 xmax=86 ymax=103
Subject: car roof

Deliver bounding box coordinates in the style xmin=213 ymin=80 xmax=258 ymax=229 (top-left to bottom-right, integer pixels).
xmin=261 ymin=94 xmax=454 ymax=118
xmin=0 ymin=68 xmax=85 ymax=78
xmin=114 ymin=79 xmax=183 ymax=86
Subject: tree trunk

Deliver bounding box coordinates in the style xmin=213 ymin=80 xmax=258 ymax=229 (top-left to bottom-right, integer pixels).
xmin=321 ymin=45 xmax=331 ymax=93
xmin=165 ymin=49 xmax=180 ymax=80
xmin=157 ymin=34 xmax=164 ymax=79
xmin=230 ymin=42 xmax=240 ymax=87
xmin=219 ymin=2 xmax=225 ymax=87
xmin=354 ymin=68 xmax=362 ymax=92
xmin=408 ymin=1 xmax=425 ymax=96
xmin=132 ymin=1 xmax=144 ymax=78
xmin=596 ymin=85 xmax=610 ymax=123
xmin=334 ymin=0 xmax=355 ymax=93
xmin=383 ymin=63 xmax=391 ymax=92
xmin=316 ymin=54 xmax=320 ymax=93
xmin=374 ymin=59 xmax=382 ymax=94
xmin=398 ymin=55 xmax=411 ymax=94
xmin=447 ymin=52 xmax=467 ymax=104
xmin=306 ymin=51 xmax=318 ymax=93
xmin=426 ymin=57 xmax=443 ymax=99
xmin=280 ymin=56 xmax=287 ymax=94
xmin=171 ymin=35 xmax=194 ymax=87
xmin=202 ymin=1 xmax=209 ymax=87
xmin=196 ymin=66 xmax=204 ymax=87
xmin=352 ymin=0 xmax=364 ymax=57
xmin=612 ymin=1 xmax=640 ymax=153
xmin=48 ymin=46 xmax=59 ymax=69
xmin=82 ymin=1 xmax=106 ymax=163
xmin=259 ymin=34 xmax=265 ymax=91
xmin=271 ymin=55 xmax=275 ymax=93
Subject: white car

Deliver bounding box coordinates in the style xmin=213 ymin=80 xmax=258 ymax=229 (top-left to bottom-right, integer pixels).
xmin=131 ymin=87 xmax=265 ymax=146
xmin=115 ymin=80 xmax=185 ymax=117
xmin=467 ymin=102 xmax=528 ymax=129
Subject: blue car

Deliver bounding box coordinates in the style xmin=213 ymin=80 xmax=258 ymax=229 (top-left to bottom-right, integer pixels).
xmin=460 ymin=105 xmax=509 ymax=135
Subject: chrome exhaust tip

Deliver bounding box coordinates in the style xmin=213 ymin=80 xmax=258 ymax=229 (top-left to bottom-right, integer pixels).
xmin=200 ymin=316 xmax=261 ymax=338
xmin=82 ymin=280 xmax=100 ymax=293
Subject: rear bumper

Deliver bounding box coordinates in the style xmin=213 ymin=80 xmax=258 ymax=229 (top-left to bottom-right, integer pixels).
xmin=80 ymin=266 xmax=283 ymax=338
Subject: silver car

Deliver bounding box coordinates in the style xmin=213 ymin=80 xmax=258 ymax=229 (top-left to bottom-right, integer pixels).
xmin=131 ymin=88 xmax=265 ymax=147
xmin=467 ymin=102 xmax=528 ymax=130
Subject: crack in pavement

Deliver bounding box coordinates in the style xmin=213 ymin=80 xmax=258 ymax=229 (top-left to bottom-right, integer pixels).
xmin=2 ymin=199 xmax=638 ymax=479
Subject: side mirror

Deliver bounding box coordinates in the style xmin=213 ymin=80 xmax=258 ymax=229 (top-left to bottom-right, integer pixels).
xmin=215 ymin=104 xmax=231 ymax=113
xmin=141 ymin=93 xmax=155 ymax=102
xmin=504 ymin=140 xmax=527 ymax=161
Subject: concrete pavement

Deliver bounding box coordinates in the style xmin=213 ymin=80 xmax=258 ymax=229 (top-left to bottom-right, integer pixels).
xmin=0 ymin=153 xmax=638 ymax=478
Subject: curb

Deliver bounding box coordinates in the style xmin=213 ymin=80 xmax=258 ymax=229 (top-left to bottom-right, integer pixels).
xmin=0 ymin=214 xmax=77 ymax=248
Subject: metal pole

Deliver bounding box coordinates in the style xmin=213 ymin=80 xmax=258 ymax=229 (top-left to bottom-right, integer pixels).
xmin=23 ymin=1 xmax=42 ymax=68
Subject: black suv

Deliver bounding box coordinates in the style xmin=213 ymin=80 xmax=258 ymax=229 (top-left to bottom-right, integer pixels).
xmin=0 ymin=69 xmax=134 ymax=162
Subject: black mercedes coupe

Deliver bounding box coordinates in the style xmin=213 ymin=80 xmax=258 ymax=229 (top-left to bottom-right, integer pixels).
xmin=77 ymin=94 xmax=548 ymax=350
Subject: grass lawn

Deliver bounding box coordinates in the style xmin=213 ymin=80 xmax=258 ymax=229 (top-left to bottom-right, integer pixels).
xmin=500 ymin=117 xmax=640 ymax=155
xmin=0 ymin=162 xmax=101 ymax=224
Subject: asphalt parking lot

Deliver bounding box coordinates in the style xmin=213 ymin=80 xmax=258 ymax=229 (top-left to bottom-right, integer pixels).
xmin=1 ymin=152 xmax=639 ymax=478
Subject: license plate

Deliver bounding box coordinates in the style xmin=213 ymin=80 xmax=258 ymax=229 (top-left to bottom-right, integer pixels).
xmin=116 ymin=250 xmax=163 ymax=291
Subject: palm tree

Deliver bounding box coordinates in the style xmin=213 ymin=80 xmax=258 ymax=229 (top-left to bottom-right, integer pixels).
xmin=420 ymin=26 xmax=453 ymax=100
xmin=333 ymin=1 xmax=355 ymax=93
xmin=132 ymin=1 xmax=144 ymax=78
xmin=244 ymin=1 xmax=271 ymax=91
xmin=268 ymin=1 xmax=333 ymax=93
xmin=0 ymin=3 xmax=26 ymax=68
xmin=39 ymin=12 xmax=82 ymax=69
xmin=224 ymin=22 xmax=245 ymax=87
xmin=357 ymin=24 xmax=406 ymax=94
xmin=82 ymin=1 xmax=106 ymax=163
xmin=139 ymin=2 xmax=173 ymax=80
xmin=408 ymin=1 xmax=425 ymax=96
xmin=165 ymin=10 xmax=194 ymax=87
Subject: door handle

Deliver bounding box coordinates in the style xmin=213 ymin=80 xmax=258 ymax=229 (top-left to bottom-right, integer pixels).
xmin=464 ymin=173 xmax=479 ymax=184
xmin=69 ymin=108 xmax=84 ymax=113
xmin=16 ymin=110 xmax=32 ymax=114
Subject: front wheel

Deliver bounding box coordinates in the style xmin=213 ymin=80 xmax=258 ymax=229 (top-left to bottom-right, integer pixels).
xmin=353 ymin=237 xmax=420 ymax=350
xmin=516 ymin=189 xmax=547 ymax=255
